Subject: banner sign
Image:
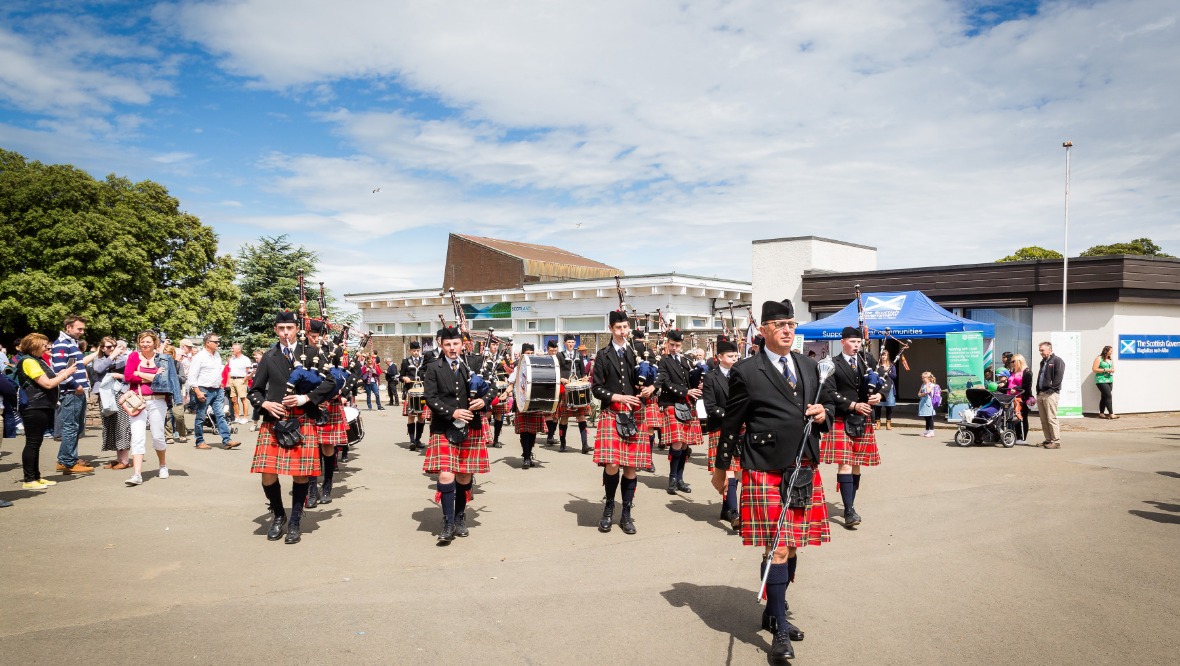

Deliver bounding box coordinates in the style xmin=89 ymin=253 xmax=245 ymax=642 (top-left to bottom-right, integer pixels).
xmin=1051 ymin=331 xmax=1083 ymax=418
xmin=945 ymin=331 xmax=985 ymax=421
xmin=462 ymin=302 xmax=512 ymax=320
xmin=1118 ymin=334 xmax=1180 ymax=360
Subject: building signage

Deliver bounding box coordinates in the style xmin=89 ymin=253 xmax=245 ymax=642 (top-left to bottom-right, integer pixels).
xmin=1118 ymin=334 xmax=1180 ymax=359
xmin=461 ymin=303 xmax=512 ymax=320
xmin=1051 ymin=331 xmax=1083 ymax=418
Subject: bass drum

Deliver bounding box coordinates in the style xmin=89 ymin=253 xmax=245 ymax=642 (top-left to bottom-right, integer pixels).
xmin=515 ymin=354 xmax=560 ymax=413
xmin=344 ymin=405 xmax=365 ymax=444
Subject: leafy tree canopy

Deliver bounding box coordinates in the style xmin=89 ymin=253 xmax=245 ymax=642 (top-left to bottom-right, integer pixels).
xmin=1080 ymin=237 xmax=1173 ymax=258
xmin=0 ymin=148 xmax=239 ymax=342
xmin=996 ymin=246 xmax=1063 ymax=262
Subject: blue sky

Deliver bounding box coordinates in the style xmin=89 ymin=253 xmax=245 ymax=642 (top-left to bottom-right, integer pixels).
xmin=1 ymin=0 xmax=1177 ymax=297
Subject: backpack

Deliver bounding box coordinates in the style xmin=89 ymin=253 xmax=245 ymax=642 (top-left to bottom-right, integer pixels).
xmin=931 ymin=384 xmax=942 ymax=409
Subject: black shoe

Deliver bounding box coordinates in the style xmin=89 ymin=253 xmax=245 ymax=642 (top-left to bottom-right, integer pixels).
xmin=657 ymin=443 xmax=666 ymax=450
xmin=784 ymin=621 xmax=804 ymax=641
xmin=620 ymin=503 xmax=636 ymax=535
xmin=409 ymin=442 xmax=421 ymax=451
xmin=522 ymin=457 xmax=533 ymax=469
xmin=599 ymin=501 xmax=615 ymax=533
xmin=545 ymin=437 xmax=556 ymax=447
xmin=284 ymin=519 xmax=302 ymax=544
xmin=319 ymin=482 xmax=333 ymax=504
xmin=266 ymin=514 xmax=286 ymax=541
xmin=844 ymin=509 xmax=862 ymax=528
xmin=559 ymin=443 xmax=567 ymax=452
xmin=768 ymin=630 xmax=795 ymax=663
xmin=644 ymin=465 xmax=655 ymax=473
xmin=725 ymin=508 xmax=742 ymax=530
xmin=492 ymin=440 xmax=502 ymax=448
xmin=676 ymin=479 xmax=692 ymax=493
xmin=455 ymin=512 xmax=469 ymax=538
xmin=438 ymin=520 xmax=455 ymax=543
xmin=305 ymin=483 xmax=319 ymax=509
xmin=667 ymin=477 xmax=678 ymax=495
xmin=582 ymin=444 xmax=592 ymax=454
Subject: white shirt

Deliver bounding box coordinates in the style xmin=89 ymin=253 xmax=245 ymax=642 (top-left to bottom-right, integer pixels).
xmin=228 ymin=354 xmax=253 ymax=378
xmin=763 ymin=348 xmax=798 ymax=382
xmin=185 ymin=348 xmax=225 ymax=392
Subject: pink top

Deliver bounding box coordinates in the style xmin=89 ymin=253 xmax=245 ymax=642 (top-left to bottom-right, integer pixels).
xmin=125 ymin=351 xmax=159 ymax=396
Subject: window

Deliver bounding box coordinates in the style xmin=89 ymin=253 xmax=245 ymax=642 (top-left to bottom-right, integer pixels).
xmin=562 ymin=316 xmax=605 ymax=331
xmin=965 ymin=308 xmax=1033 ymax=366
xmin=538 ymin=318 xmax=556 ymax=332
xmin=374 ymin=324 xmax=384 ymax=334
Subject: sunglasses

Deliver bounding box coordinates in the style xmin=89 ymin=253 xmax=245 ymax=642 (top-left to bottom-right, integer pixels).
xmin=208 ymin=340 xmax=221 ymax=344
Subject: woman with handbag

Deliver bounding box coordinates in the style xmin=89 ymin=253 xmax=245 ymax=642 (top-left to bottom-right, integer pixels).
xmin=123 ymin=331 xmax=171 ymax=486
xmin=15 ymin=334 xmax=78 ymax=491
xmin=1008 ymin=354 xmax=1034 ymax=443
xmin=93 ymin=337 xmax=133 ymax=469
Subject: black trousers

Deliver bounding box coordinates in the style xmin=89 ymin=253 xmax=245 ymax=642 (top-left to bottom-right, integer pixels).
xmin=21 ymin=407 xmax=54 ymax=482
xmin=1096 ymin=383 xmax=1113 ymax=414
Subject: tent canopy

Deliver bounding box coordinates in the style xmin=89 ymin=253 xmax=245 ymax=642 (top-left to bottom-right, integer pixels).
xmin=796 ymin=291 xmax=995 ymax=340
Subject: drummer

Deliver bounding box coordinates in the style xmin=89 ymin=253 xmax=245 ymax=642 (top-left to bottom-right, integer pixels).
xmin=557 ymin=334 xmax=592 ymax=454
xmin=508 ymin=343 xmax=546 ymax=469
xmin=486 ymin=339 xmax=509 ymax=449
xmin=542 ymin=340 xmax=561 ymax=447
xmin=400 ymin=341 xmax=428 ymax=451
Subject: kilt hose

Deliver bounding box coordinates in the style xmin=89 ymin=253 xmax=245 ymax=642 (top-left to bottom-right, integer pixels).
xmin=319 ymin=399 xmax=348 ymax=447
xmin=739 ymin=466 xmax=830 ymax=548
xmin=422 ymin=427 xmax=491 ymax=475
xmin=660 ymin=405 xmax=702 ymax=449
xmin=820 ymin=417 xmax=881 ymax=467
xmin=592 ymin=408 xmax=652 ymax=469
xmin=514 ymin=410 xmax=548 ymax=435
xmin=251 ymin=414 xmax=322 ymax=477
xmin=705 ymin=429 xmax=742 ymax=473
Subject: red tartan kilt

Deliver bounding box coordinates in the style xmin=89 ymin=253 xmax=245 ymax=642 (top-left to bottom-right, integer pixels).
xmin=706 ymin=430 xmax=741 ymax=473
xmin=492 ymin=397 xmax=513 ymax=417
xmin=319 ymin=400 xmax=348 ymax=447
xmin=660 ymin=406 xmax=702 ymax=447
xmin=402 ymin=400 xmax=432 ymax=420
xmin=740 ymin=467 xmax=830 ymax=548
xmin=643 ymin=398 xmax=665 ymax=430
xmin=251 ymin=416 xmax=322 ymax=477
xmin=820 ymin=418 xmax=881 ymax=466
xmin=514 ymin=410 xmax=548 ymax=434
xmin=422 ymin=429 xmax=490 ymax=475
xmin=557 ymin=400 xmax=592 ymax=420
xmin=593 ymin=409 xmax=652 ymax=468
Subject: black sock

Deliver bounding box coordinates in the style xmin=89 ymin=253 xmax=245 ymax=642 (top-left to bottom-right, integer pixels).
xmin=603 ymin=470 xmax=620 ymax=502
xmin=494 ymin=419 xmax=503 ymax=441
xmin=669 ymin=448 xmax=684 ymax=481
xmin=677 ymin=448 xmax=689 ymax=480
xmin=621 ymin=475 xmax=637 ymax=505
xmin=578 ymin=421 xmax=588 ymax=446
xmin=852 ymin=473 xmax=861 ymax=491
xmin=837 ymin=473 xmax=855 ymax=511
xmin=291 ymin=481 xmax=309 ymax=520
xmin=415 ymin=422 xmax=425 ymax=442
xmin=649 ymin=433 xmax=656 ymax=447
xmin=522 ymin=432 xmax=535 ymax=459
xmin=546 ymin=421 xmax=557 ymax=438
xmin=787 ymin=554 xmax=798 ymax=587
xmin=725 ymin=477 xmax=739 ymax=513
xmin=559 ymin=424 xmax=568 ymax=445
xmin=262 ymin=481 xmax=285 ymax=518
xmin=455 ymin=481 xmax=472 ymax=516
xmin=766 ymin=562 xmax=791 ymax=626
xmin=438 ymin=481 xmax=456 ymax=523
xmin=407 ymin=423 xmax=414 ymax=440
xmin=322 ymin=454 xmax=337 ymax=483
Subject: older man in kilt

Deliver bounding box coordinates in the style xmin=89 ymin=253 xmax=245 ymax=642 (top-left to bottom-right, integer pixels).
xmin=703 ymin=337 xmax=742 ymax=530
xmin=249 ymin=311 xmax=338 ymax=545
xmin=422 ymin=326 xmax=489 ymax=543
xmin=591 ymin=311 xmax=656 ymax=535
xmin=557 ymin=333 xmax=593 ymax=454
xmin=712 ymin=299 xmax=834 ymax=664
xmin=656 ymin=329 xmax=703 ymax=495
xmin=821 ymin=326 xmax=883 ymax=529
xmin=508 ymin=343 xmax=546 ymax=468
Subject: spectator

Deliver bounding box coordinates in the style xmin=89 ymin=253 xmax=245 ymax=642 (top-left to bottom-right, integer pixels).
xmin=1036 ymin=342 xmax=1065 ymax=449
xmin=15 ymin=334 xmax=77 ymax=493
xmin=184 ymin=333 xmax=239 ymax=450
xmin=92 ymin=337 xmax=133 ymax=469
xmin=160 ymin=343 xmax=189 ymax=444
xmin=177 ymin=339 xmax=196 ymax=382
xmin=917 ymin=372 xmax=938 ymax=438
xmin=52 ymin=315 xmax=94 ymax=474
xmin=249 ymin=348 xmax=264 ymax=431
xmin=227 ymin=343 xmax=252 ymax=424
xmin=1008 ymin=354 xmax=1033 ymax=443
xmin=384 ymin=359 xmax=400 ymax=406
xmin=362 ymin=354 xmax=383 ymax=411
xmin=123 ymin=331 xmax=170 ymax=485
xmin=873 ymin=351 xmax=898 ymax=430
xmin=1093 ymin=345 xmax=1117 ymax=419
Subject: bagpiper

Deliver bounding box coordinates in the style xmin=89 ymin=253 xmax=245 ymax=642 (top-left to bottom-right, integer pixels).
xmin=655 ymin=329 xmax=702 ymax=495
xmin=821 ymin=326 xmax=883 ymax=529
xmin=702 ymin=336 xmax=741 ymax=531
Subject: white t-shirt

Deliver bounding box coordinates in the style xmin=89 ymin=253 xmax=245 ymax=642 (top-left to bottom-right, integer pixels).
xmin=228 ymin=354 xmax=253 ymax=378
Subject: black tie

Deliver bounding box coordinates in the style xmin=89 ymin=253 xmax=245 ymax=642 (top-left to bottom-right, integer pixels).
xmin=780 ymin=357 xmax=796 ymax=389
xmin=617 ymin=347 xmax=625 ymax=360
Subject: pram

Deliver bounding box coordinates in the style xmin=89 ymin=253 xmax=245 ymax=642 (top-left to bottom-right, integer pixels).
xmin=954 ymin=387 xmax=1018 ymax=448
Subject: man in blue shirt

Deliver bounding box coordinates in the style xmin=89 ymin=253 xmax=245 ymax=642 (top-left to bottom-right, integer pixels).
xmin=53 ymin=315 xmax=94 ymax=474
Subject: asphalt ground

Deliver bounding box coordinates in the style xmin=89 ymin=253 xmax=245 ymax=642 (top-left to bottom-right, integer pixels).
xmin=2 ymin=407 xmax=1178 ymax=666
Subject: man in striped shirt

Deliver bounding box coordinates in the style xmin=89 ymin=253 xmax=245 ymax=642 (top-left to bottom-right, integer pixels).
xmin=54 ymin=315 xmax=94 ymax=474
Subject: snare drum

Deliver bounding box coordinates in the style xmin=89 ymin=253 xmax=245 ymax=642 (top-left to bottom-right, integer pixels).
xmin=564 ymin=380 xmax=593 ymax=409
xmin=514 ymin=354 xmax=560 ymax=413
xmin=407 ymin=383 xmax=427 ymax=414
xmin=343 ymin=406 xmax=364 ymax=444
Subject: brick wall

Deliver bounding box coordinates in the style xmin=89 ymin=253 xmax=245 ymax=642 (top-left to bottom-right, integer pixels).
xmin=443 ymin=236 xmax=524 ymax=291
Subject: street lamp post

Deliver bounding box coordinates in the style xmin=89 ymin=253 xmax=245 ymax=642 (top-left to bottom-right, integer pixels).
xmin=1062 ymin=141 xmax=1072 ymax=331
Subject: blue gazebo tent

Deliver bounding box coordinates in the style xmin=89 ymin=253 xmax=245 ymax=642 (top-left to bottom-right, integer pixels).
xmin=796 ymin=291 xmax=995 ymax=339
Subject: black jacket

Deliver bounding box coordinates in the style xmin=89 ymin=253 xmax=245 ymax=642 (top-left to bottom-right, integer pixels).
xmin=558 ymin=350 xmax=585 ymax=381
xmin=247 ymin=342 xmax=338 ymax=423
xmin=717 ymin=351 xmax=833 ymax=472
xmin=1037 ymin=354 xmax=1065 ymax=394
xmin=829 ymin=352 xmax=878 ymax=417
xmin=656 ymin=353 xmax=694 ymax=407
xmin=400 ymin=355 xmax=426 ymax=383
xmin=423 ymin=354 xmax=482 ymax=433
xmin=592 ymin=343 xmax=639 ymax=407
xmin=701 ymin=366 xmax=730 ymax=433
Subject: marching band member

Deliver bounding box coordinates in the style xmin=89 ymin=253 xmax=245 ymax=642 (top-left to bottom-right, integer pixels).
xmin=422 ymin=326 xmax=489 ymax=543
xmin=543 ymin=340 xmax=560 ymax=446
xmin=489 ymin=339 xmax=512 ymax=448
xmin=510 ymin=343 xmax=545 ymax=468
xmin=401 ymin=341 xmax=428 ymax=450
xmin=703 ymin=336 xmax=741 ymax=530
xmin=308 ymin=319 xmax=345 ymax=505
xmin=631 ymin=328 xmax=661 ymax=471
xmin=557 ymin=333 xmax=592 ymax=454
xmin=655 ymin=329 xmax=702 ymax=494
xmin=712 ymin=299 xmax=833 ymax=663
xmin=248 ymin=311 xmax=337 ymax=545
xmin=822 ymin=326 xmax=883 ymax=529
xmin=591 ymin=311 xmax=655 ymax=534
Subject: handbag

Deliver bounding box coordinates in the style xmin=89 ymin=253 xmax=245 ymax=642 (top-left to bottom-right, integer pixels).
xmin=271 ymin=417 xmax=304 ymax=449
xmin=615 ymin=410 xmax=639 ymax=438
xmin=673 ymin=402 xmax=694 ymax=423
xmin=119 ymin=387 xmax=146 ymax=417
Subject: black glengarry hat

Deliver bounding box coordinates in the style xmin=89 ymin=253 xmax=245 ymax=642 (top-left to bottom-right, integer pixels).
xmin=716 ymin=338 xmax=738 ymax=354
xmin=521 ymin=343 xmax=535 ymax=353
xmin=276 ymin=310 xmax=297 ymax=325
xmin=437 ymin=326 xmax=462 ymax=341
xmin=761 ymin=299 xmax=794 ymax=322
xmin=841 ymin=326 xmax=862 ymax=340
xmin=609 ymin=310 xmax=628 ymax=325
xmin=667 ymin=329 xmax=683 ymax=342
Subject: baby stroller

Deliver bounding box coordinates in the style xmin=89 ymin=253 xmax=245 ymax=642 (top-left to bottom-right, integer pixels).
xmin=954 ymin=387 xmax=1018 ymax=448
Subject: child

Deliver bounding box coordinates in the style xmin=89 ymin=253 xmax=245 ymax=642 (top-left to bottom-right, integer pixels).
xmin=917 ymin=372 xmax=938 ymax=438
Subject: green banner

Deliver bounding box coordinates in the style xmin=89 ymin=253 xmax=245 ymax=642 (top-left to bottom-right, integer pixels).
xmin=945 ymin=331 xmax=985 ymax=421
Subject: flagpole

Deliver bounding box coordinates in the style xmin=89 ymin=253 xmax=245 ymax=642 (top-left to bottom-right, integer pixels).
xmin=1062 ymin=141 xmax=1072 ymax=331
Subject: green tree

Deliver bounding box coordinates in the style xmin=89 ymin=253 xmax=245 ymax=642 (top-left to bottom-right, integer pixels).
xmin=1080 ymin=237 xmax=1173 ymax=258
xmin=0 ymin=149 xmax=239 ymax=341
xmin=233 ymin=235 xmax=355 ymax=352
xmin=996 ymin=246 xmax=1064 ymax=262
